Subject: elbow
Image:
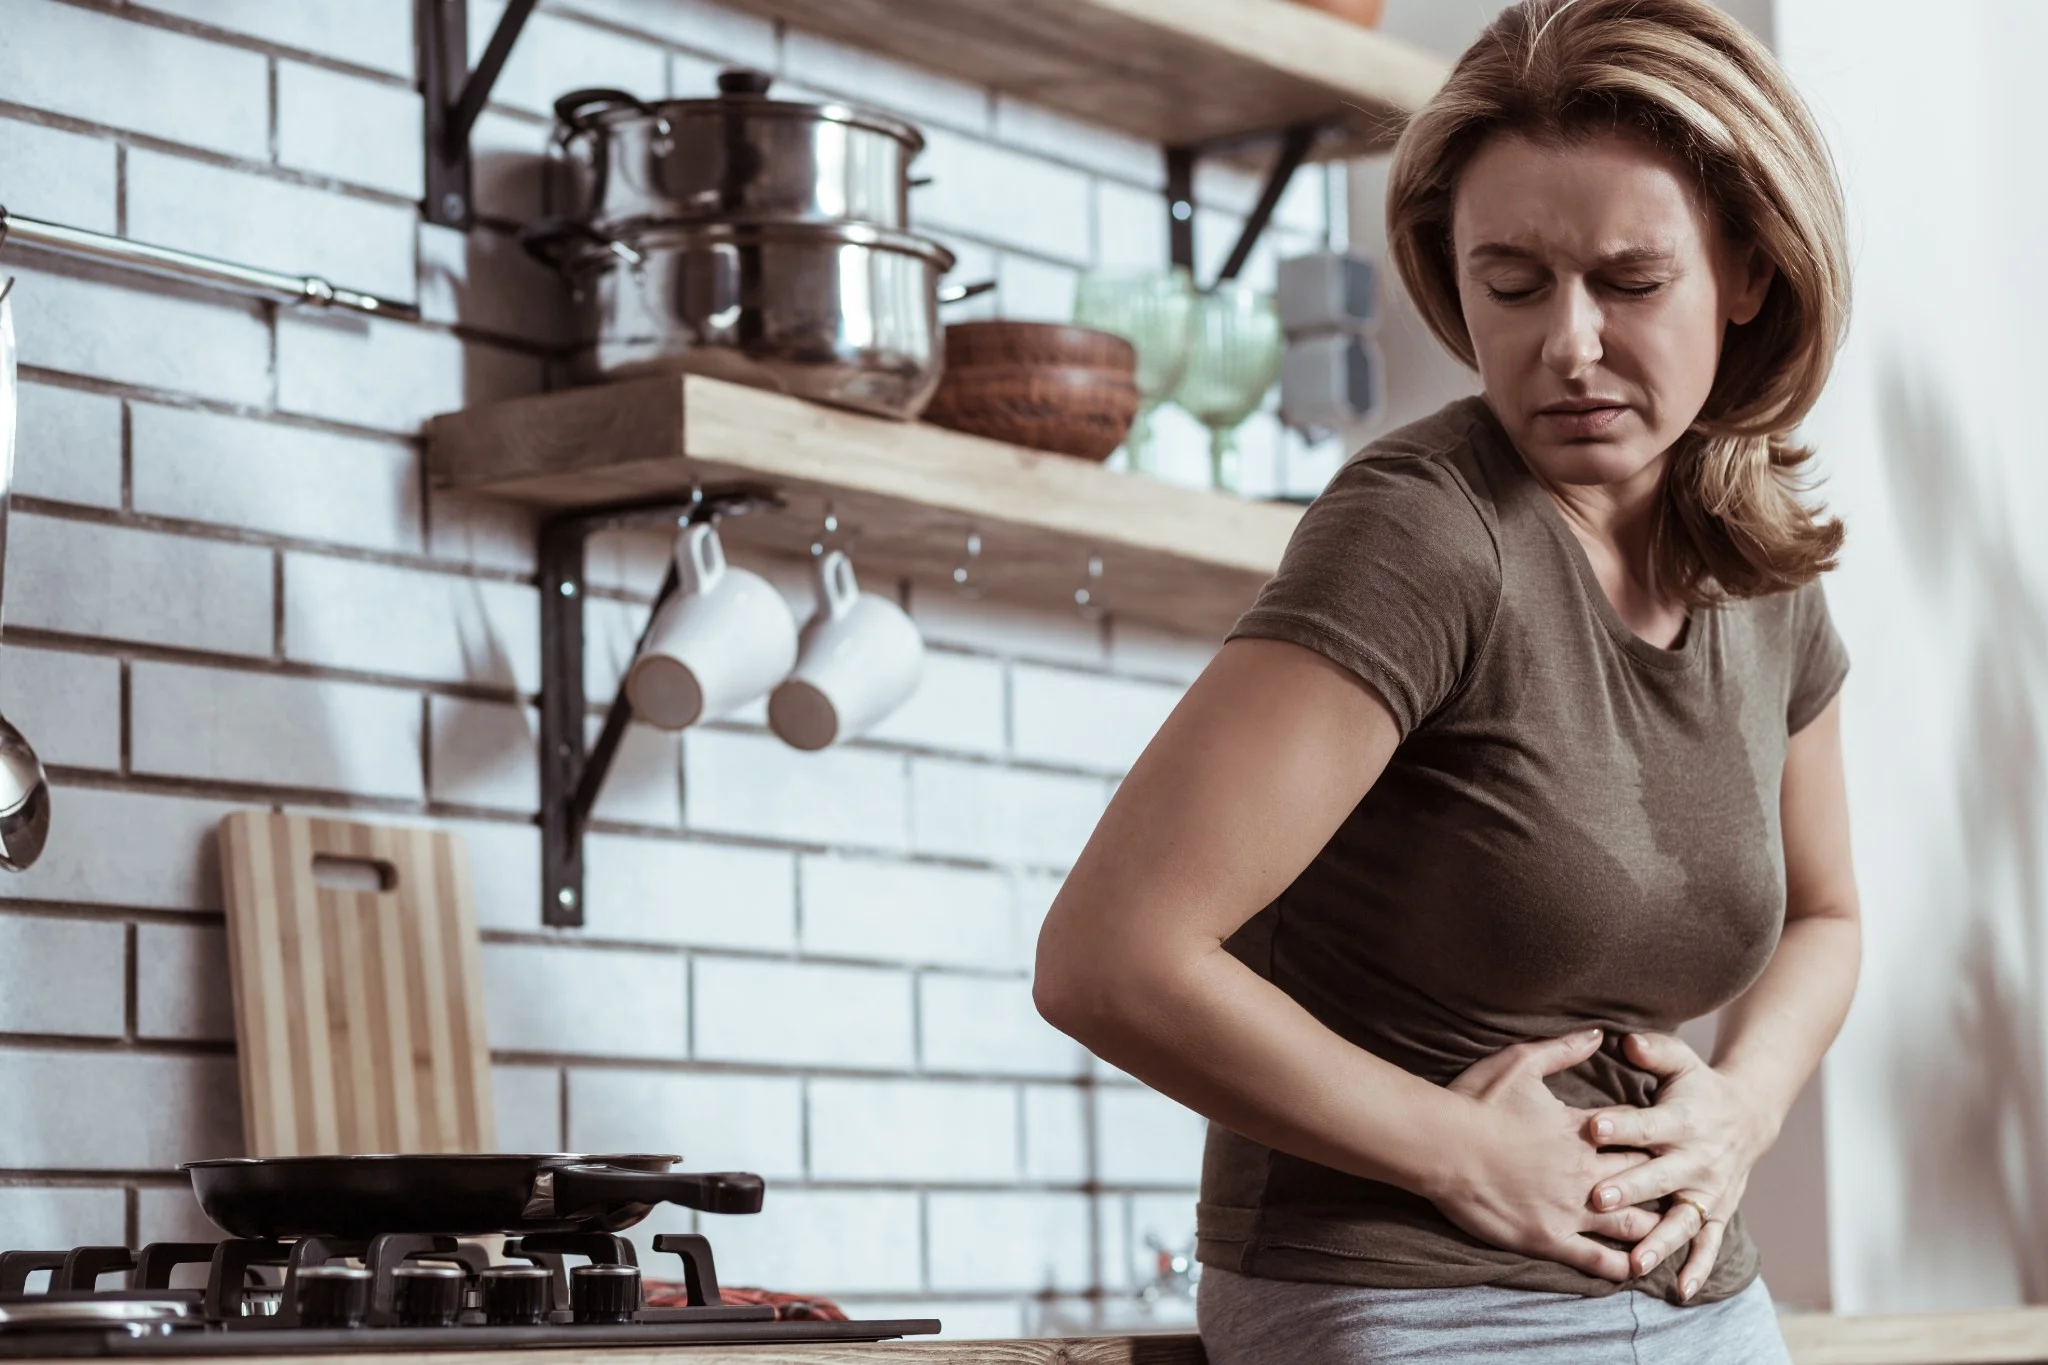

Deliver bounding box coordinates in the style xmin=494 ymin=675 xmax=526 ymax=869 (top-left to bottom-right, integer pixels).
xmin=1033 ymin=913 xmax=1136 ymax=1047
xmin=1032 ymin=950 xmax=1105 ymax=1043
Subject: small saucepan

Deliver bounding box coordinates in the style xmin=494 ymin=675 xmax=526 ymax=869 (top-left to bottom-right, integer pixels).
xmin=183 ymin=1154 xmax=764 ymax=1239
xmin=525 ymin=217 xmax=970 ymax=420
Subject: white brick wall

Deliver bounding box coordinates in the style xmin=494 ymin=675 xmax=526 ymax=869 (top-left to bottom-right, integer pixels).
xmin=0 ymin=0 xmax=1322 ymax=1331
xmin=0 ymin=646 xmax=122 ymax=771
xmin=807 ymin=1078 xmax=1020 ymax=1182
xmin=0 ymin=1050 xmax=242 ymax=1168
xmin=16 ymin=383 xmax=122 ymax=508
xmin=131 ymin=406 xmax=426 ymax=554
xmin=135 ymin=923 xmax=235 ymax=1042
xmin=568 ymin=1069 xmax=805 ymax=1178
xmin=693 ymin=958 xmax=914 ymax=1069
xmin=0 ymin=915 xmax=126 ymax=1037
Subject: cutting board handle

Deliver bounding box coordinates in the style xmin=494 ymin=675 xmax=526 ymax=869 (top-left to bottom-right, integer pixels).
xmin=310 ymin=853 xmax=398 ymax=893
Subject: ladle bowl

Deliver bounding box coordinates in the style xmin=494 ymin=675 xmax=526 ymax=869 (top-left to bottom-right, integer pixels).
xmin=0 ymin=283 xmax=52 ymax=870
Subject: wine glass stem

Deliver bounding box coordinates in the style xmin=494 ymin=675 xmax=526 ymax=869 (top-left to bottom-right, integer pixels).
xmin=1209 ymin=427 xmax=1241 ymax=492
xmin=1127 ymin=404 xmax=1159 ymax=475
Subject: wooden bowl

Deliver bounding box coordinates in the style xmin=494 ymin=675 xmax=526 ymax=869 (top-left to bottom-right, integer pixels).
xmin=943 ymin=321 xmax=1137 ymax=375
xmin=1289 ymin=0 xmax=1385 ymax=25
xmin=923 ymin=363 xmax=1140 ymax=462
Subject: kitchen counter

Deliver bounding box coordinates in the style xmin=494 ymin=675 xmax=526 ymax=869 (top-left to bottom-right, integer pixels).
xmin=15 ymin=1313 xmax=2048 ymax=1365
xmin=1781 ymin=1305 xmax=2048 ymax=1363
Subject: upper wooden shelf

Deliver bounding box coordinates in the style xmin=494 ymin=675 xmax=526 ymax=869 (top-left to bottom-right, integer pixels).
xmin=724 ymin=0 xmax=1451 ymax=156
xmin=426 ymin=375 xmax=1302 ymax=638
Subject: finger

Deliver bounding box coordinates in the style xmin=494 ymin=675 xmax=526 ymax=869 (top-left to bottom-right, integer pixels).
xmin=1524 ymin=1028 xmax=1606 ymax=1078
xmin=1548 ymin=1233 xmax=1634 ymax=1283
xmin=1590 ymin=1149 xmax=1653 ymax=1184
xmin=1585 ymin=1206 xmax=1661 ymax=1242
xmin=1586 ymin=1104 xmax=1686 ymax=1150
xmin=1624 ymin=1205 xmax=1704 ymax=1278
xmin=1678 ymin=1218 xmax=1729 ymax=1301
xmin=1451 ymin=1029 xmax=1604 ymax=1094
xmin=1622 ymin=1031 xmax=1702 ymax=1080
xmin=1590 ymin=1156 xmax=1688 ymax=1211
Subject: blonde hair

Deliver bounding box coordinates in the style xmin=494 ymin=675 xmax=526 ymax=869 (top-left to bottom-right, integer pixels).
xmin=1386 ymin=0 xmax=1849 ymax=604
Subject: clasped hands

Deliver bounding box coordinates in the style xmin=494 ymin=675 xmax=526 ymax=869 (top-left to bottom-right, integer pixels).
xmin=1429 ymin=1028 xmax=1778 ymax=1301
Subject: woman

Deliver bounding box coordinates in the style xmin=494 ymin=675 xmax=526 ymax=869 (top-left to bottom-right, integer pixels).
xmin=1034 ymin=1 xmax=1858 ymax=1359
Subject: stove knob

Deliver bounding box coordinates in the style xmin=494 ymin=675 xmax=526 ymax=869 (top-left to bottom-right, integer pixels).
xmin=570 ymin=1264 xmax=642 ymax=1324
xmin=294 ymin=1265 xmax=372 ymax=1329
xmin=479 ymin=1265 xmax=553 ymax=1325
xmin=392 ymin=1264 xmax=467 ymax=1327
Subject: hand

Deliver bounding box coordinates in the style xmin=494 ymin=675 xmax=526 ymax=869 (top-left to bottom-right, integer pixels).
xmin=1585 ymin=1032 xmax=1779 ymax=1299
xmin=1429 ymin=1029 xmax=1659 ymax=1282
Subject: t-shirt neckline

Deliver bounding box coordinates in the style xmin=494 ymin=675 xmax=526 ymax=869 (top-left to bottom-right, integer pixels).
xmin=1468 ymin=400 xmax=1702 ymax=674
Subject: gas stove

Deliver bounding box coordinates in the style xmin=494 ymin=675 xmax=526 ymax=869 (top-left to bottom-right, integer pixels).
xmin=0 ymin=1229 xmax=938 ymax=1356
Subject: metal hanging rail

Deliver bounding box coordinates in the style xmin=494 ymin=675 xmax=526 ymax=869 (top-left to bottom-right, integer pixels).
xmin=0 ymin=207 xmax=418 ymax=320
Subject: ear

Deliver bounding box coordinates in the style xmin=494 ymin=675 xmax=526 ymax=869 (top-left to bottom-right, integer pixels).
xmin=1724 ymin=239 xmax=1776 ymax=327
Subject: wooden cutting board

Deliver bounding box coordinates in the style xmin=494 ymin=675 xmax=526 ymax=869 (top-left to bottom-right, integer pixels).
xmin=218 ymin=812 xmax=497 ymax=1157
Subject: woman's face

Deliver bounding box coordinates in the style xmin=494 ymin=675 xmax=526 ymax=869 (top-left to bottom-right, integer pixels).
xmin=1450 ymin=130 xmax=1774 ymax=495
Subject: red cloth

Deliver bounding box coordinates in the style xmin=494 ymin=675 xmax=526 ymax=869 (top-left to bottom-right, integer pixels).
xmin=642 ymin=1280 xmax=848 ymax=1322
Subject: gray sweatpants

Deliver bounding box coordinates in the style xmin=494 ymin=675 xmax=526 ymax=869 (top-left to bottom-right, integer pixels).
xmin=1198 ymin=1265 xmax=1795 ymax=1364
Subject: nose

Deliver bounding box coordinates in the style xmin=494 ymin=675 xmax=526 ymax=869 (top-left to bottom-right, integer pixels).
xmin=1541 ymin=279 xmax=1603 ymax=378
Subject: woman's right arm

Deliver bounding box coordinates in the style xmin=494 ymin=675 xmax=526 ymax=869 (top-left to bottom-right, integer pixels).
xmin=1034 ymin=636 xmax=1652 ymax=1281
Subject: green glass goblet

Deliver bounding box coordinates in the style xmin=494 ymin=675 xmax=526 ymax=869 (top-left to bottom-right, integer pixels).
xmin=1174 ymin=284 xmax=1284 ymax=494
xmin=1073 ymin=267 xmax=1196 ymax=475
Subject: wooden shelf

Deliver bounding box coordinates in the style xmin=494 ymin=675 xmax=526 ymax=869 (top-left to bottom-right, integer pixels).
xmin=426 ymin=375 xmax=1301 ymax=638
xmin=722 ymin=0 xmax=1450 ymax=156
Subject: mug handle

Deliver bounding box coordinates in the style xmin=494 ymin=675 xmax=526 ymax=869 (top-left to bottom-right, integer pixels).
xmin=814 ymin=550 xmax=860 ymax=623
xmin=677 ymin=523 xmax=727 ymax=596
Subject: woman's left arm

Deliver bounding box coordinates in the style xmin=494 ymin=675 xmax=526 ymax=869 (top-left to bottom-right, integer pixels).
xmin=1586 ymin=694 xmax=1862 ymax=1298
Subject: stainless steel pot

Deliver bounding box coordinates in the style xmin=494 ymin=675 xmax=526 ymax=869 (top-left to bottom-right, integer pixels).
xmin=533 ymin=218 xmax=956 ymax=421
xmin=553 ymin=71 xmax=925 ymax=232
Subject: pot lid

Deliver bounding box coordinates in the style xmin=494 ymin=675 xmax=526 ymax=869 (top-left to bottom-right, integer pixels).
xmin=558 ymin=70 xmax=924 ymax=154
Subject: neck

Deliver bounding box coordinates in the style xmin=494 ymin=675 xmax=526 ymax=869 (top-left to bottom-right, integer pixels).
xmin=1530 ymin=453 xmax=1669 ymax=596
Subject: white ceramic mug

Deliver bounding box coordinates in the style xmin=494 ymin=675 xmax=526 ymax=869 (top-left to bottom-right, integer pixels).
xmin=768 ymin=551 xmax=924 ymax=750
xmin=625 ymin=523 xmax=798 ymax=730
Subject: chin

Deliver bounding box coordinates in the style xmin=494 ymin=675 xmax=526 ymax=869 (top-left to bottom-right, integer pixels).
xmin=1518 ymin=431 xmax=1664 ymax=489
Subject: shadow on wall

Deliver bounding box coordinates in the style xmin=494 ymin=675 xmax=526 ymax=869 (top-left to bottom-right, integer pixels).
xmin=1870 ymin=347 xmax=2048 ymax=1300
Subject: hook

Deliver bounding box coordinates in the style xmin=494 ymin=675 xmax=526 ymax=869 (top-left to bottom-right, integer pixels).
xmin=1074 ymin=552 xmax=1105 ymax=620
xmin=809 ymin=502 xmax=841 ymax=558
xmin=952 ymin=526 xmax=984 ymax=599
xmin=677 ymin=484 xmax=706 ymax=526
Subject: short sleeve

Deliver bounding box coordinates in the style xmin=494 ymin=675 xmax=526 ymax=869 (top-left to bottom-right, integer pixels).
xmin=1227 ymin=453 xmax=1501 ymax=737
xmin=1787 ymin=580 xmax=1849 ymax=734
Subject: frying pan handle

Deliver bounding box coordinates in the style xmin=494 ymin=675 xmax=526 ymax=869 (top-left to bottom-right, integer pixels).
xmin=552 ymin=1165 xmax=766 ymax=1216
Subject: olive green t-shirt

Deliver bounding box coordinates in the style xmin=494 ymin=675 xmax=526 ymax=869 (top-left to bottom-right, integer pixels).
xmin=1197 ymin=396 xmax=1849 ymax=1306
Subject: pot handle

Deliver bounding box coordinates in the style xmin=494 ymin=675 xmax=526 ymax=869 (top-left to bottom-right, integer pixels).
xmin=939 ymin=280 xmax=998 ymax=306
xmin=518 ymin=218 xmax=641 ymax=270
xmin=553 ymin=87 xmax=656 ymax=130
xmin=552 ymin=1165 xmax=766 ymax=1216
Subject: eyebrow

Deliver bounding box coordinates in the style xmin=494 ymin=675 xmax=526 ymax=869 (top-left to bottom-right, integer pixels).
xmin=1465 ymin=243 xmax=1677 ymax=267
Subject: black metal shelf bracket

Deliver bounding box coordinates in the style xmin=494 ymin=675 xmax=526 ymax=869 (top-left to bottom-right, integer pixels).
xmin=419 ymin=0 xmax=540 ymax=230
xmin=538 ymin=486 xmax=783 ymax=928
xmin=1166 ymin=120 xmax=1328 ymax=287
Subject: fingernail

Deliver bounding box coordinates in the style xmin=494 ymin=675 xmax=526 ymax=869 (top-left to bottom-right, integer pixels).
xmin=1681 ymin=1279 xmax=1698 ymax=1301
xmin=1596 ymin=1187 xmax=1620 ymax=1209
xmin=1581 ymin=1028 xmax=1603 ymax=1042
xmin=1593 ymin=1118 xmax=1614 ymax=1140
xmin=1638 ymin=1252 xmax=1657 ymax=1273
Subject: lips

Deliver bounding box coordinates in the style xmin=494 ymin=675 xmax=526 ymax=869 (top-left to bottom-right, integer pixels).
xmin=1536 ymin=401 xmax=1628 ymax=437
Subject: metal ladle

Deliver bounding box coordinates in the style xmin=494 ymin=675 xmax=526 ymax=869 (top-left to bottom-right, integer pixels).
xmin=0 ymin=281 xmax=51 ymax=870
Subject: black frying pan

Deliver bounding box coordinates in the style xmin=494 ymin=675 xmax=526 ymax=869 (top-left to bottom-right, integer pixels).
xmin=183 ymin=1154 xmax=765 ymax=1239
